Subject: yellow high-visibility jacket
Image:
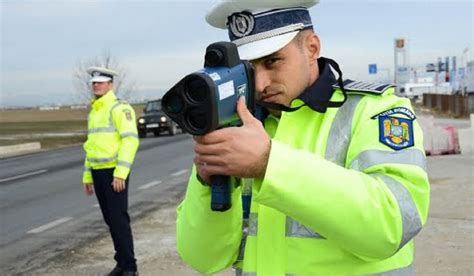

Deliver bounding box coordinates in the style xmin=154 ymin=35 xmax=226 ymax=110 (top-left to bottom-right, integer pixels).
xmin=176 ymin=80 xmax=430 ymax=275
xmin=82 ymin=90 xmax=139 ymax=183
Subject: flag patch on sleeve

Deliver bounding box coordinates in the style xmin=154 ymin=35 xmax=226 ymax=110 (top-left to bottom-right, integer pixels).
xmin=374 ymin=107 xmax=415 ymax=150
xmin=123 ymin=110 xmax=132 ymax=121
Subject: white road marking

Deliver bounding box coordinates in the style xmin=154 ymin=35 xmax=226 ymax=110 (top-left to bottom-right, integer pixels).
xmin=27 ymin=217 xmax=72 ymax=234
xmin=170 ymin=169 xmax=188 ymax=177
xmin=138 ymin=180 xmax=162 ymax=190
xmin=0 ymin=169 xmax=48 ymax=183
xmin=93 ymin=204 xmax=100 ymax=208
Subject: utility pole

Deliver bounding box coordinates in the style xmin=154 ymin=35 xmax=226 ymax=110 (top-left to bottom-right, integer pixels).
xmin=394 ymin=38 xmax=409 ymax=96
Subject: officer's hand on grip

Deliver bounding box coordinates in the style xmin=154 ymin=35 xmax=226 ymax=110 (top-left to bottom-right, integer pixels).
xmin=83 ymin=183 xmax=94 ymax=196
xmin=193 ymin=97 xmax=271 ymax=183
xmin=112 ymin=177 xmax=126 ymax=192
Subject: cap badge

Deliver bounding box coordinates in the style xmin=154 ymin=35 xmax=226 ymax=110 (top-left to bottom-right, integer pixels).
xmin=228 ymin=11 xmax=255 ymax=38
xmin=92 ymin=71 xmax=101 ymax=77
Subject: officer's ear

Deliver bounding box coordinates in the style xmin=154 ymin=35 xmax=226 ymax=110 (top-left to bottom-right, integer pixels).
xmin=302 ymin=31 xmax=320 ymax=66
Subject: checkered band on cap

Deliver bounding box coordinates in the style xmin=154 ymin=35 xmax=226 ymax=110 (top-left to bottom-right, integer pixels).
xmin=227 ymin=7 xmax=313 ymax=46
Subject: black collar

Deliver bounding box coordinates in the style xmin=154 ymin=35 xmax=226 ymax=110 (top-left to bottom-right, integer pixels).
xmin=255 ymin=57 xmax=347 ymax=117
xmin=297 ymin=57 xmax=338 ymax=113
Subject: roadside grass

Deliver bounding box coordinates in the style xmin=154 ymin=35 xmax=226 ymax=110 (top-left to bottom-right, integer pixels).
xmin=0 ymin=121 xmax=87 ymax=149
xmin=0 ymin=121 xmax=87 ymax=134
xmin=0 ymin=135 xmax=87 ymax=149
xmin=0 ymin=108 xmax=89 ymax=123
xmin=0 ymin=104 xmax=144 ymax=150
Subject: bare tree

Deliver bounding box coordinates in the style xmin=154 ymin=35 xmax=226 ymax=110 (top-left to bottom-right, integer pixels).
xmin=73 ymin=51 xmax=137 ymax=104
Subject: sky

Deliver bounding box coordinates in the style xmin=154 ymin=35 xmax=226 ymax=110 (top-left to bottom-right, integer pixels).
xmin=1 ymin=0 xmax=473 ymax=107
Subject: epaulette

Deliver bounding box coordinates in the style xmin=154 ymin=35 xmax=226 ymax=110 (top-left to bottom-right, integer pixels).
xmin=114 ymin=99 xmax=130 ymax=106
xmin=333 ymin=79 xmax=394 ymax=95
xmin=111 ymin=99 xmax=131 ymax=112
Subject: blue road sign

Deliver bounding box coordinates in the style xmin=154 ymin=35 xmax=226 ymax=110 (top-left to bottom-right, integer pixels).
xmin=369 ymin=64 xmax=377 ymax=74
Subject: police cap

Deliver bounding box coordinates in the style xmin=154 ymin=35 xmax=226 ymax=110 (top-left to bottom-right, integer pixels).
xmin=87 ymin=66 xmax=118 ymax=83
xmin=206 ymin=0 xmax=319 ymax=60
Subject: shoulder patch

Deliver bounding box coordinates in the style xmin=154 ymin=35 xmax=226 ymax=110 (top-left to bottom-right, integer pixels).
xmin=371 ymin=107 xmax=416 ymax=120
xmin=334 ymin=79 xmax=394 ymax=95
xmin=373 ymin=107 xmax=415 ymax=151
xmin=123 ymin=109 xmax=132 ymax=121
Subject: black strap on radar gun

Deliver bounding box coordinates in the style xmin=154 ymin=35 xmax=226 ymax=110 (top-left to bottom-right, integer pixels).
xmin=211 ymin=175 xmax=232 ymax=211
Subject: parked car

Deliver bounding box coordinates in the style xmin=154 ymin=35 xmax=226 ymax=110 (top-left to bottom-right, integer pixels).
xmin=137 ymin=99 xmax=179 ymax=138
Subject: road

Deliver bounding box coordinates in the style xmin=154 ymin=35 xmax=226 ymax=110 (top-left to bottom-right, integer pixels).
xmin=0 ymin=134 xmax=194 ymax=274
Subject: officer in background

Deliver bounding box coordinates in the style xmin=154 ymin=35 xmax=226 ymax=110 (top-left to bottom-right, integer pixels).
xmin=82 ymin=67 xmax=139 ymax=276
xmin=176 ymin=0 xmax=430 ymax=275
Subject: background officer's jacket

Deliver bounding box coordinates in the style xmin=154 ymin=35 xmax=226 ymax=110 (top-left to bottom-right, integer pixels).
xmin=82 ymin=90 xmax=139 ymax=183
xmin=176 ymin=84 xmax=430 ymax=275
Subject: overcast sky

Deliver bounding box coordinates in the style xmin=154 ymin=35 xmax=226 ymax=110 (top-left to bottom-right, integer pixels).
xmin=1 ymin=0 xmax=473 ymax=107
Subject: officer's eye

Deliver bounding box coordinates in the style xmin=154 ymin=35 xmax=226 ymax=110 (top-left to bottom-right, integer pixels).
xmin=264 ymin=57 xmax=282 ymax=68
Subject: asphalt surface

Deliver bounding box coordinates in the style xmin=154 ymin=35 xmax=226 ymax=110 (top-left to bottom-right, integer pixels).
xmin=414 ymin=154 xmax=474 ymax=275
xmin=0 ymin=133 xmax=194 ymax=274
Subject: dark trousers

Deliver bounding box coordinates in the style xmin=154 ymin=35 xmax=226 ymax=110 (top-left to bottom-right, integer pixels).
xmin=92 ymin=168 xmax=137 ymax=272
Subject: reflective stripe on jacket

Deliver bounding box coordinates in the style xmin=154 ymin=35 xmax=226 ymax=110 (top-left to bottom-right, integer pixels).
xmin=82 ymin=90 xmax=139 ymax=183
xmin=176 ymin=87 xmax=430 ymax=275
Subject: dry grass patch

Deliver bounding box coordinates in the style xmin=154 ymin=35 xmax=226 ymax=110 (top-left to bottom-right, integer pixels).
xmin=0 ymin=104 xmax=144 ymax=150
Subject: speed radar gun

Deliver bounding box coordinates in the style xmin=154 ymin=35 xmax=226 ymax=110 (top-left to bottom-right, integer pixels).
xmin=161 ymin=41 xmax=255 ymax=212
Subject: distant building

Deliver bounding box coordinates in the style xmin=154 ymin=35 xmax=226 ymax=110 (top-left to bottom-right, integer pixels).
xmin=39 ymin=106 xmax=60 ymax=111
xmin=461 ymin=61 xmax=474 ymax=94
xmin=70 ymin=105 xmax=88 ymax=110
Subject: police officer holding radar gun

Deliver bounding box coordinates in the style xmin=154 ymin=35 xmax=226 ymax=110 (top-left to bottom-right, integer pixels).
xmin=162 ymin=0 xmax=430 ymax=275
xmin=82 ymin=67 xmax=139 ymax=276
